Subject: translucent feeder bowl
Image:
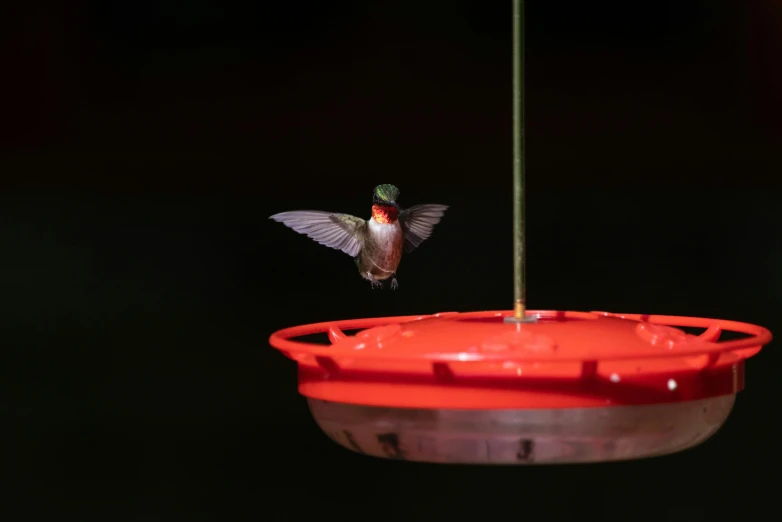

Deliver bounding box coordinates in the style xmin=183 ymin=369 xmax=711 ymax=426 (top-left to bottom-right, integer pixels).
xmin=269 ymin=310 xmax=772 ymax=464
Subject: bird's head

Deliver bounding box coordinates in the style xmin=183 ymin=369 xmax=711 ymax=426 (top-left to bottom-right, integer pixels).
xmin=372 ymin=184 xmax=400 ymax=208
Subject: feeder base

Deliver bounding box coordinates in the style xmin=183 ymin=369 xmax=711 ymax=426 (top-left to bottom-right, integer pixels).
xmin=309 ymin=395 xmax=735 ymax=464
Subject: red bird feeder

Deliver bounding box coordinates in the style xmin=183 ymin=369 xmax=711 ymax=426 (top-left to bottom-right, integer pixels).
xmin=269 ymin=310 xmax=772 ymax=463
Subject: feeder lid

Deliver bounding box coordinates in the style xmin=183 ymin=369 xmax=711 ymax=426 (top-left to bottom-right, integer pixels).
xmin=273 ymin=310 xmax=770 ymax=364
xmin=268 ymin=310 xmax=772 ymax=409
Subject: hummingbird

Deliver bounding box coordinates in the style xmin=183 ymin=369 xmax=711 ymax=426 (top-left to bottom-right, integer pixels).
xmin=269 ymin=184 xmax=448 ymax=289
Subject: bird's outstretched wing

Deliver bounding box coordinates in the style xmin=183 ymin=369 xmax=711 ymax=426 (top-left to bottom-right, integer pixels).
xmin=399 ymin=204 xmax=448 ymax=253
xmin=269 ymin=211 xmax=366 ymax=257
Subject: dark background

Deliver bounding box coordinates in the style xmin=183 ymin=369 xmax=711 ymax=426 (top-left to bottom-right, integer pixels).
xmin=2 ymin=1 xmax=780 ymax=520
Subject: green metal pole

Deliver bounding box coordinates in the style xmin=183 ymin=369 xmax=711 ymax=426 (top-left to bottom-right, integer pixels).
xmin=512 ymin=0 xmax=527 ymax=321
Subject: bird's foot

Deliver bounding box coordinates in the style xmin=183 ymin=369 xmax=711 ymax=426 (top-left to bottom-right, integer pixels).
xmin=390 ymin=277 xmax=398 ymax=290
xmin=369 ymin=279 xmax=383 ymax=290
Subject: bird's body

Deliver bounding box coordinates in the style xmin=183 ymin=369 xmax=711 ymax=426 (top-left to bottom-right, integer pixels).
xmin=358 ymin=207 xmax=404 ymax=283
xmin=270 ymin=185 xmax=447 ymax=289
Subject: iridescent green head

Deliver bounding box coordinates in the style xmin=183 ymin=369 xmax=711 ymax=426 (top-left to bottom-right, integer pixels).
xmin=372 ymin=184 xmax=400 ymax=207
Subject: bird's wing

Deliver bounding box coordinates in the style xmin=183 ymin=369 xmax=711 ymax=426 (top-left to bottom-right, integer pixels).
xmin=270 ymin=211 xmax=366 ymax=257
xmin=399 ymin=204 xmax=449 ymax=253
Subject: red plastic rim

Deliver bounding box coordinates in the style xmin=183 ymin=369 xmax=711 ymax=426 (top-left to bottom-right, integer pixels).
xmin=269 ymin=310 xmax=772 ymax=409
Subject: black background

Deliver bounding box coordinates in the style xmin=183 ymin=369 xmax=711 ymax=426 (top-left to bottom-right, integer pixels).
xmin=2 ymin=1 xmax=781 ymax=520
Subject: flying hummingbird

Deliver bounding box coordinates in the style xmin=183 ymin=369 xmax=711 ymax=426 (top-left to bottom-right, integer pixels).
xmin=269 ymin=184 xmax=448 ymax=289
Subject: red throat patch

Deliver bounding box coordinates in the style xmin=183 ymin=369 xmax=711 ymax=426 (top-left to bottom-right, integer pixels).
xmin=371 ymin=204 xmax=399 ymax=224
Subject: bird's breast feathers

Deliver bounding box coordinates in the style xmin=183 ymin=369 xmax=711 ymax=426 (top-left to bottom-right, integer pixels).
xmin=368 ymin=216 xmax=403 ymax=246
